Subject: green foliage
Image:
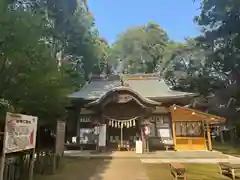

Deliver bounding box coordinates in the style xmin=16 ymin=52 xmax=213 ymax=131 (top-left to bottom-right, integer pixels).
xmin=195 ymin=0 xmax=240 ymax=79
xmin=192 ymin=0 xmax=240 ymax=120
xmin=110 ymin=22 xmax=169 ymax=73
xmin=0 ymin=0 xmax=106 ymax=122
xmin=162 ymin=39 xmax=225 ymax=94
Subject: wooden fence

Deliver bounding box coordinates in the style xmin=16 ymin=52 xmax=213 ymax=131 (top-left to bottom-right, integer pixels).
xmin=2 ymin=149 xmax=63 ymax=180
xmin=0 ymin=120 xmax=66 ymax=180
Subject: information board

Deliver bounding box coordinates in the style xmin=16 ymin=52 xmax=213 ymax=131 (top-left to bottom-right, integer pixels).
xmin=4 ymin=112 xmax=38 ymax=154
xmin=158 ymin=128 xmax=170 ymax=138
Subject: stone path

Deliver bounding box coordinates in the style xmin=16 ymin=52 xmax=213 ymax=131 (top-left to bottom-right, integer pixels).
xmin=64 ymin=150 xmax=228 ymax=159
xmin=89 ymin=159 xmax=149 ymax=180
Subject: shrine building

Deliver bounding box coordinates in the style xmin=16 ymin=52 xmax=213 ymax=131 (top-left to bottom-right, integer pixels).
xmin=67 ymin=73 xmax=225 ymax=152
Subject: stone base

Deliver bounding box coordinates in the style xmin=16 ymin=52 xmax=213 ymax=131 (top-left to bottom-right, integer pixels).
xmin=99 ymin=146 xmax=106 ymax=152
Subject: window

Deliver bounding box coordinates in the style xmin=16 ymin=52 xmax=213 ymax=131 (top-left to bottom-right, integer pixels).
xmin=79 ymin=128 xmax=95 ymax=144
xmin=175 ymin=121 xmax=203 ymax=137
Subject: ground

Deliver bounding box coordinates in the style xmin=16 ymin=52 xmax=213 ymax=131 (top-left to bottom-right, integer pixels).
xmin=33 ymin=141 xmax=240 ymax=180
xmin=34 ymin=158 xmax=148 ymax=180
xmin=145 ymin=163 xmax=229 ymax=180
xmin=34 ymin=157 xmax=233 ymax=180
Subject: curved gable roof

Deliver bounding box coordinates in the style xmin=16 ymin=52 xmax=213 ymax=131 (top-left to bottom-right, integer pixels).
xmin=68 ymin=74 xmax=198 ymax=101
xmin=86 ymin=86 xmax=161 ymax=107
xmin=68 ymin=80 xmax=121 ymax=100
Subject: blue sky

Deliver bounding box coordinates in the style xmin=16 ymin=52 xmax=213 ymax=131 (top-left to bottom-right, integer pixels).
xmin=88 ymin=0 xmax=201 ymax=44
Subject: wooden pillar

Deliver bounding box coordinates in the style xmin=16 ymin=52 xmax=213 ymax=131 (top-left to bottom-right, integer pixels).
xmin=206 ymin=121 xmax=212 ymax=151
xmin=76 ymin=118 xmax=80 ymax=144
xmin=220 ymin=129 xmax=225 ymax=144
xmin=172 ymin=121 xmax=177 ymax=151
xmin=140 ymin=116 xmax=146 ymax=153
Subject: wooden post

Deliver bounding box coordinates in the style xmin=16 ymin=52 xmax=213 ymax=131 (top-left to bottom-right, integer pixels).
xmin=220 ymin=130 xmax=225 ymax=144
xmin=146 ymin=137 xmax=149 ymax=153
xmin=0 ymin=136 xmax=6 ymax=180
xmin=120 ymin=125 xmax=123 ymax=148
xmin=172 ymin=121 xmax=177 ymax=151
xmin=29 ymin=148 xmax=36 ymax=180
xmin=140 ymin=126 xmax=144 ymax=153
xmin=52 ymin=152 xmax=57 ymax=174
xmin=206 ymin=121 xmax=212 ymax=151
xmin=96 ymin=134 xmax=99 ymax=152
xmin=0 ymin=122 xmax=8 ymax=180
xmin=76 ymin=119 xmax=80 ymax=145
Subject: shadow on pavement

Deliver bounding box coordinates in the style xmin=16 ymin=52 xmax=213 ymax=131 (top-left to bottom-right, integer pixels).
xmin=34 ymin=156 xmax=113 ymax=180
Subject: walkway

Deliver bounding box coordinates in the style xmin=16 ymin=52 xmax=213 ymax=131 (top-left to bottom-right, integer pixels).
xmin=64 ymin=150 xmax=229 ymax=159
xmin=34 ymin=158 xmax=149 ymax=180
xmin=89 ymin=159 xmax=149 ymax=180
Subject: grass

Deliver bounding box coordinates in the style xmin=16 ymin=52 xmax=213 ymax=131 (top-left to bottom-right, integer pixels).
xmin=144 ymin=163 xmax=230 ymax=180
xmin=213 ymin=141 xmax=240 ymax=156
xmin=33 ymin=157 xmax=110 ymax=180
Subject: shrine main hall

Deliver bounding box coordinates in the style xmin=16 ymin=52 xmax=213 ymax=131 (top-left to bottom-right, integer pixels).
xmin=67 ymin=73 xmax=225 ymax=152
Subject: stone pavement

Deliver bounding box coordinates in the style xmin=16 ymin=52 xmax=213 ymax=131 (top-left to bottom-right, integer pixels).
xmin=89 ymin=159 xmax=149 ymax=180
xmin=64 ymin=150 xmax=229 ymax=159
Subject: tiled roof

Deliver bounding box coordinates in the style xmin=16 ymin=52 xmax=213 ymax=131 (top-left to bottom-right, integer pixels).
xmin=68 ymin=80 xmax=121 ymax=100
xmin=68 ymin=74 xmax=197 ymax=100
xmin=124 ymin=79 xmax=197 ymax=99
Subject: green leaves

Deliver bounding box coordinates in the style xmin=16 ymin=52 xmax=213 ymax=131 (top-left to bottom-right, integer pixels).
xmin=110 ymin=22 xmax=169 ymax=73
xmin=0 ymin=0 xmax=105 ymax=122
xmin=190 ymin=0 xmax=240 ymax=118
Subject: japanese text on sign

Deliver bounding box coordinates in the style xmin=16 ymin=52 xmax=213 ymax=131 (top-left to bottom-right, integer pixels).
xmin=4 ymin=113 xmax=38 ymax=154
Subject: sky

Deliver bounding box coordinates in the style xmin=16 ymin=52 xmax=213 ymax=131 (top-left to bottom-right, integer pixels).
xmin=88 ymin=0 xmax=201 ymax=44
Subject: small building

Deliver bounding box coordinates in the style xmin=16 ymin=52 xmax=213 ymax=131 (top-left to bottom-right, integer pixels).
xmin=67 ymin=74 xmax=225 ymax=152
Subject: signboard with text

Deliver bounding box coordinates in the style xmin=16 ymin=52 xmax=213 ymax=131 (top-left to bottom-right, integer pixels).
xmin=4 ymin=113 xmax=38 ymax=154
xmin=55 ymin=121 xmax=66 ymax=155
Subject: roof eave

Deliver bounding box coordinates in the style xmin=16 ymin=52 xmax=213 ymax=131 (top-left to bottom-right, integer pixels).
xmin=171 ymin=105 xmax=226 ymax=124
xmin=86 ymin=86 xmax=162 ymax=107
xmin=148 ymin=93 xmax=199 ymax=101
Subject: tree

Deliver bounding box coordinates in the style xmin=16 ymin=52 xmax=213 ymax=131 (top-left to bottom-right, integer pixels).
xmin=194 ymin=0 xmax=240 ymax=142
xmin=162 ymin=39 xmax=224 ymax=95
xmin=0 ymin=0 xmax=106 ymax=123
xmin=110 ymin=22 xmax=169 ymax=73
xmin=195 ymin=0 xmax=240 ymax=85
xmin=0 ymin=1 xmax=70 ymax=121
